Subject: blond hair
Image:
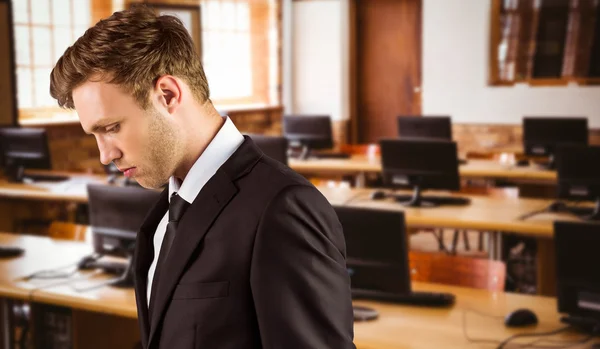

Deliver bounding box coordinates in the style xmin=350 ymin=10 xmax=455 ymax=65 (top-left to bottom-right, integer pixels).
xmin=50 ymin=5 xmax=209 ymax=109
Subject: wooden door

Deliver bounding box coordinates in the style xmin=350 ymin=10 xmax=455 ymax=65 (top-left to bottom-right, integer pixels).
xmin=352 ymin=0 xmax=422 ymax=144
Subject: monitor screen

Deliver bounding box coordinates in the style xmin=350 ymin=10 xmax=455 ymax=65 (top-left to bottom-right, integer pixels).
xmin=283 ymin=115 xmax=333 ymax=151
xmin=379 ymin=138 xmax=460 ymax=191
xmin=87 ymin=184 xmax=161 ymax=257
xmin=247 ymin=134 xmax=288 ymax=165
xmin=556 ymin=145 xmax=600 ymax=201
xmin=397 ymin=116 xmax=452 ymax=140
xmin=555 ymin=221 xmax=600 ymax=321
xmin=334 ymin=206 xmax=411 ymax=296
xmin=523 ymin=117 xmax=588 ymax=157
xmin=0 ymin=127 xmax=51 ymax=172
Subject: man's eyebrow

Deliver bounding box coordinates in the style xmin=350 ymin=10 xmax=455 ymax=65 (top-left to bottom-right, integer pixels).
xmin=86 ymin=120 xmax=118 ymax=135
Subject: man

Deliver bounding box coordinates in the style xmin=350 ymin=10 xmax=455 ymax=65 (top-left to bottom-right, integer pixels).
xmin=49 ymin=5 xmax=355 ymax=349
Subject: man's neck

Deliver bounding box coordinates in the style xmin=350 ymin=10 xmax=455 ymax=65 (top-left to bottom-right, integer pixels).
xmin=173 ymin=109 xmax=225 ymax=182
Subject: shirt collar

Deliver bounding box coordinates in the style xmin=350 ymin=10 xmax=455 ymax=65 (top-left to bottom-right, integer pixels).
xmin=168 ymin=116 xmax=244 ymax=204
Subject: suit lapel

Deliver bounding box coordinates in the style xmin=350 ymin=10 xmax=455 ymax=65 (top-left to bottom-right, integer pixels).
xmin=133 ymin=188 xmax=169 ymax=349
xmin=146 ymin=136 xmax=263 ymax=348
xmin=147 ymin=169 xmax=238 ymax=347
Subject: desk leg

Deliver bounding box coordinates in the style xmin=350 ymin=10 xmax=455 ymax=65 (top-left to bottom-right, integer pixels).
xmin=355 ymin=172 xmax=366 ymax=188
xmin=488 ymin=231 xmax=503 ymax=261
xmin=536 ymin=237 xmax=556 ymax=297
xmin=0 ymin=299 xmax=13 ymax=349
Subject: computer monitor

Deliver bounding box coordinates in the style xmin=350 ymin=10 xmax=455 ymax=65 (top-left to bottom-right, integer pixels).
xmin=0 ymin=127 xmax=52 ymax=182
xmin=283 ymin=115 xmax=334 ymax=159
xmin=397 ymin=116 xmax=452 ymax=140
xmin=334 ymin=206 xmax=411 ymax=298
xmin=103 ymin=163 xmax=143 ymax=187
xmin=247 ymin=134 xmax=288 ymax=165
xmin=86 ymin=184 xmax=161 ymax=286
xmin=522 ymin=117 xmax=588 ymax=168
xmin=379 ymin=138 xmax=467 ymax=207
xmin=555 ymin=145 xmax=600 ymax=220
xmin=555 ymin=221 xmax=600 ymax=331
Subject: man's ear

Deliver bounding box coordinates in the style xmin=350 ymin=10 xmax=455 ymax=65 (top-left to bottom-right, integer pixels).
xmin=154 ymin=75 xmax=182 ymax=114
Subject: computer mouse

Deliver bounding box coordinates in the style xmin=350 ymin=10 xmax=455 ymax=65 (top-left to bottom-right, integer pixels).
xmin=0 ymin=246 xmax=24 ymax=259
xmin=353 ymin=305 xmax=378 ymax=322
xmin=505 ymin=308 xmax=538 ymax=327
xmin=370 ymin=190 xmax=387 ymax=200
xmin=515 ymin=159 xmax=530 ymax=167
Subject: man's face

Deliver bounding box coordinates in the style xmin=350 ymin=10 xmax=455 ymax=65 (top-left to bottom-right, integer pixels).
xmin=73 ymin=81 xmax=184 ymax=189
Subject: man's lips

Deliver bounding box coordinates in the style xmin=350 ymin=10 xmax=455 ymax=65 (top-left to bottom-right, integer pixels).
xmin=117 ymin=166 xmax=136 ymax=177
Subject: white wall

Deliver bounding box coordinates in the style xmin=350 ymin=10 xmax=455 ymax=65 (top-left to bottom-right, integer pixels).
xmin=288 ymin=0 xmax=349 ymax=121
xmin=287 ymin=0 xmax=600 ymax=127
xmin=422 ymin=0 xmax=600 ymax=128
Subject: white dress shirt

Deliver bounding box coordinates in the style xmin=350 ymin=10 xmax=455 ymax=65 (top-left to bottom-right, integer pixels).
xmin=147 ymin=116 xmax=244 ymax=306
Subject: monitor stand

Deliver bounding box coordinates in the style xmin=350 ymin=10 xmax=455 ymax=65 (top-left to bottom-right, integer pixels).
xmin=582 ymin=198 xmax=600 ymax=221
xmin=77 ymin=253 xmax=134 ymax=288
xmin=532 ymin=154 xmax=555 ymax=170
xmin=395 ymin=185 xmax=437 ymax=208
xmin=4 ymin=163 xmax=25 ymax=183
xmin=110 ymin=255 xmax=134 ymax=288
xmin=287 ymin=145 xmax=311 ymax=160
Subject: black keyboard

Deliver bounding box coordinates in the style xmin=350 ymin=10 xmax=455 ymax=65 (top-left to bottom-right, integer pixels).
xmin=391 ymin=194 xmax=471 ymax=206
xmin=353 ymin=289 xmax=455 ymax=307
xmin=25 ymin=174 xmax=70 ymax=182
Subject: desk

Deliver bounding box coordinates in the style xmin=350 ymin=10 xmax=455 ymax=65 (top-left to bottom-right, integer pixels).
xmin=289 ymin=156 xmax=557 ymax=184
xmin=0 ymin=173 xmax=566 ymax=239
xmin=0 ymin=178 xmax=578 ymax=295
xmin=0 ymin=173 xmax=106 ymax=204
xmin=0 ymin=234 xmax=596 ymax=349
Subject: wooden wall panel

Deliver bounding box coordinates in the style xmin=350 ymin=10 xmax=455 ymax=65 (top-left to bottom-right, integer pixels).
xmin=0 ymin=0 xmax=17 ymax=126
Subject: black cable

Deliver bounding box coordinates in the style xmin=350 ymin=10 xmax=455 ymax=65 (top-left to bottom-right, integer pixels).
xmin=520 ymin=334 xmax=594 ymax=349
xmin=497 ymin=326 xmax=571 ymax=349
xmin=462 ymin=309 xmax=503 ymax=346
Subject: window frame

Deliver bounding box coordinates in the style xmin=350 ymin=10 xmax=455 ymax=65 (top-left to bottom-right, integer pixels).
xmin=489 ymin=0 xmax=600 ymax=87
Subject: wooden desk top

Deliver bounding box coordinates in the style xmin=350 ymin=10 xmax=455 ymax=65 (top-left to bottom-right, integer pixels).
xmin=354 ymin=282 xmax=598 ymax=349
xmin=0 ymin=172 xmax=107 ymax=203
xmin=290 ymin=156 xmax=557 ymax=182
xmin=318 ymin=186 xmax=583 ymax=238
xmin=1 ymin=234 xmax=597 ymax=348
xmin=0 ymin=232 xmax=92 ymax=299
xmin=0 ymin=174 xmax=577 ymax=239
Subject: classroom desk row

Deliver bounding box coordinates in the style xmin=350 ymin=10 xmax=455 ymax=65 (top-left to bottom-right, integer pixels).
xmin=0 ymin=233 xmax=598 ymax=349
xmin=0 ymin=171 xmax=588 ymax=296
xmin=289 ymin=156 xmax=557 ymax=185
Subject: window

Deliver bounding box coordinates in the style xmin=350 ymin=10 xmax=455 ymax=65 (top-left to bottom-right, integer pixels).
xmin=12 ymin=0 xmax=90 ymax=116
xmin=200 ymin=0 xmax=280 ymax=107
xmin=12 ymin=0 xmax=281 ymax=123
xmin=490 ymin=0 xmax=600 ymax=85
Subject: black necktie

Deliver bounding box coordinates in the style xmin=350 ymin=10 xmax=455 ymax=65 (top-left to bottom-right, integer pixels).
xmin=149 ymin=192 xmax=190 ymax=318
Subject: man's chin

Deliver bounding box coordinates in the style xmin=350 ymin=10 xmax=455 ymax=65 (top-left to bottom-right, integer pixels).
xmin=134 ymin=176 xmax=167 ymax=190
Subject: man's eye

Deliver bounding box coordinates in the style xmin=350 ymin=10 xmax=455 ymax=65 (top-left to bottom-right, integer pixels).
xmin=107 ymin=124 xmax=120 ymax=133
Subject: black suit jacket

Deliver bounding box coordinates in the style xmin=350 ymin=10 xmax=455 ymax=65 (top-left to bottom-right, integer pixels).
xmin=133 ymin=136 xmax=355 ymax=349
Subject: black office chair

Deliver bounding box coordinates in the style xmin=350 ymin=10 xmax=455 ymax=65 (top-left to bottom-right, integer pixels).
xmin=246 ymin=134 xmax=288 ymax=166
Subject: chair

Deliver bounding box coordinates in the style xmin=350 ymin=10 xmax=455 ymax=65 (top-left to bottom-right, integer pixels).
xmin=48 ymin=221 xmax=90 ymax=242
xmin=409 ymin=251 xmax=506 ymax=291
xmin=339 ymin=143 xmax=380 ymax=157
